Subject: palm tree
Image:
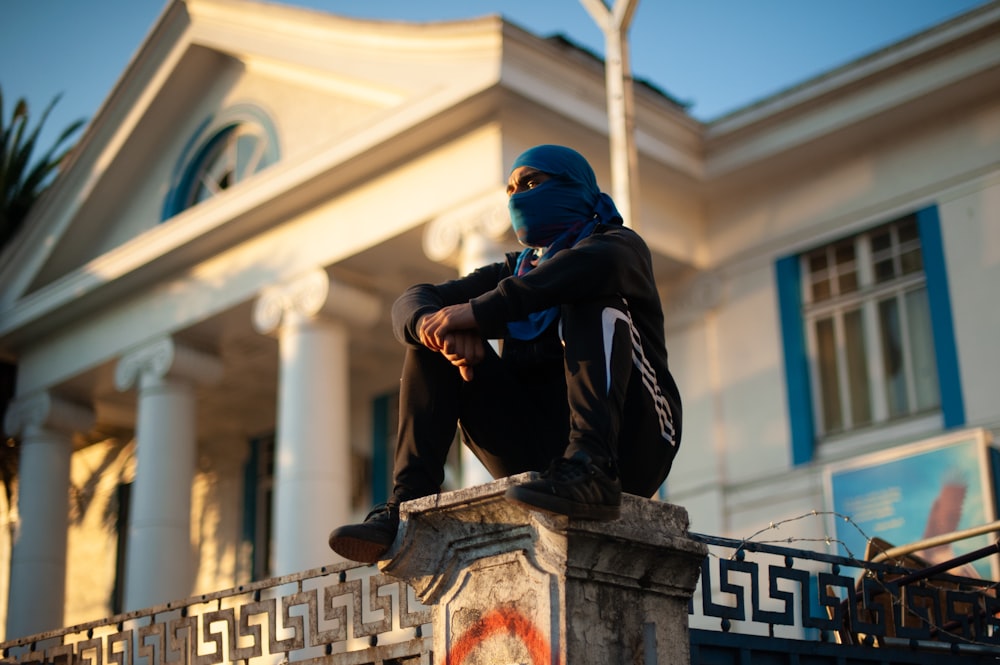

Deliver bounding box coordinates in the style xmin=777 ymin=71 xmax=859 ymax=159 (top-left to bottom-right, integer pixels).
xmin=0 ymin=84 xmax=85 ymax=251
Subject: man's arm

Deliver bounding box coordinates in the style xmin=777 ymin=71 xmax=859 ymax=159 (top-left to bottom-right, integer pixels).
xmin=392 ymin=260 xmax=512 ymax=381
xmin=418 ymin=304 xmax=482 ymax=381
xmin=470 ymin=226 xmax=648 ymax=332
xmin=391 ymin=260 xmax=510 ymax=346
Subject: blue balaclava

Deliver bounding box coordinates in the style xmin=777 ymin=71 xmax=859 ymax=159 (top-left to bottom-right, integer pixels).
xmin=507 ymin=144 xmax=620 ymax=247
xmin=505 ymin=145 xmax=622 ymax=339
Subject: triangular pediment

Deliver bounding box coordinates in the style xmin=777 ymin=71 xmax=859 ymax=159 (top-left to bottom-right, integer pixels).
xmin=0 ymin=0 xmax=505 ymax=311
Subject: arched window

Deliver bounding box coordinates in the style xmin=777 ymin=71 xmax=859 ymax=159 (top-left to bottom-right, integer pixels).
xmin=162 ymin=104 xmax=279 ymax=219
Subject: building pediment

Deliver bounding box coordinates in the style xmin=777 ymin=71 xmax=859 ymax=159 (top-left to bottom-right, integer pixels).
xmin=0 ymin=0 xmax=509 ymax=348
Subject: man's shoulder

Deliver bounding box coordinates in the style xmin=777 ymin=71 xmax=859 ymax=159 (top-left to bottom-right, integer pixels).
xmin=593 ymin=223 xmax=646 ymax=246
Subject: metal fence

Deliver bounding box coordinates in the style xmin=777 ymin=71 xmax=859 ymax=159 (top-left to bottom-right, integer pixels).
xmin=689 ymin=531 xmax=1000 ymax=663
xmin=1 ymin=563 xmax=431 ymax=664
xmin=2 ymin=532 xmax=999 ymax=664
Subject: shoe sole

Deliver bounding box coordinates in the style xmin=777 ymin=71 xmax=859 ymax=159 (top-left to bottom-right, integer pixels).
xmin=505 ymin=486 xmax=621 ymax=521
xmin=328 ymin=534 xmax=390 ymax=565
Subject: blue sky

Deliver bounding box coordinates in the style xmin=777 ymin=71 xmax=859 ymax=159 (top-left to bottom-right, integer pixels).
xmin=0 ymin=0 xmax=991 ymax=153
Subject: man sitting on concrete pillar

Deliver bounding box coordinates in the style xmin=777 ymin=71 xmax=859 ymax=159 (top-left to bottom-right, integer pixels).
xmin=329 ymin=145 xmax=683 ymax=564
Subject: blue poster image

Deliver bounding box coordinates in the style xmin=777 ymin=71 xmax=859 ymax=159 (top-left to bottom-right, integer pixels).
xmin=828 ymin=434 xmax=997 ymax=580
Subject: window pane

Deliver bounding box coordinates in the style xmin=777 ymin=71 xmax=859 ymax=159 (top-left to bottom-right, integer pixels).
xmin=834 ymin=242 xmax=855 ymax=266
xmin=236 ymin=132 xmax=259 ymax=177
xmin=807 ymin=250 xmax=831 ymax=302
xmin=812 ymin=279 xmax=831 ymax=302
xmin=901 ymin=248 xmax=923 ymax=275
xmin=897 ymin=217 xmax=919 ymax=243
xmin=879 ymin=297 xmax=909 ymax=417
xmin=838 ymin=271 xmax=858 ymax=294
xmin=808 ymin=252 xmax=828 ymax=273
xmin=874 ymin=258 xmax=896 ymax=283
xmin=815 ymin=318 xmax=843 ymax=433
xmin=835 ymin=241 xmax=858 ymax=294
xmin=843 ymin=308 xmax=872 ymax=427
xmin=871 ymin=228 xmax=892 ymax=253
xmin=905 ymin=288 xmax=940 ymax=411
xmin=870 ymin=226 xmax=897 ymax=283
xmin=209 ymin=133 xmax=238 ymax=186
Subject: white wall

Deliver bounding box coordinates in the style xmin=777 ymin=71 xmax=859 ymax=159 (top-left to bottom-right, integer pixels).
xmin=939 ymin=175 xmax=1000 ymax=429
xmin=675 ymin=90 xmax=1000 ymax=544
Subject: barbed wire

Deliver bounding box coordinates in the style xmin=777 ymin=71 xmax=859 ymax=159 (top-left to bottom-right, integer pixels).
xmin=696 ymin=509 xmax=1000 ymax=649
xmin=724 ymin=509 xmax=870 ymax=562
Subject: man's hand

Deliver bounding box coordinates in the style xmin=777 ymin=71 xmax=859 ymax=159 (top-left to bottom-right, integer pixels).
xmin=418 ymin=304 xmax=482 ymax=381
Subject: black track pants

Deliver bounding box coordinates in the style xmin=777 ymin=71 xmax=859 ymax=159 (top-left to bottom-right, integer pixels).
xmin=391 ymin=297 xmax=680 ymax=502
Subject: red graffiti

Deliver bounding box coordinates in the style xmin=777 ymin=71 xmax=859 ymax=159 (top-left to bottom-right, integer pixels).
xmin=446 ymin=606 xmax=556 ymax=665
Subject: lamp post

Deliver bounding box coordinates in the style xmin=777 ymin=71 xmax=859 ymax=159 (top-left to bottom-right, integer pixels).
xmin=580 ymin=0 xmax=641 ymax=229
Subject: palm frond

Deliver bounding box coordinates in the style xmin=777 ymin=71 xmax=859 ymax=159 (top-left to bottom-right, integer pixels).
xmin=0 ymin=83 xmax=86 ymax=249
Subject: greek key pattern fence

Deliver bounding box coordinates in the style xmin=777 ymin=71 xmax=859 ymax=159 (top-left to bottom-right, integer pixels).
xmin=1 ymin=564 xmax=432 ymax=664
xmin=690 ymin=532 xmax=1000 ymax=654
xmin=6 ymin=530 xmax=1000 ymax=663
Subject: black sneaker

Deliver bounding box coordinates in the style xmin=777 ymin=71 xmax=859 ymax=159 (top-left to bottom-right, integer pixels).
xmin=505 ymin=451 xmax=621 ymax=520
xmin=328 ymin=503 xmax=399 ymax=564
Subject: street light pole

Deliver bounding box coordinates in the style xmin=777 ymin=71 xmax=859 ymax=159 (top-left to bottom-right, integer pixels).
xmin=580 ymin=0 xmax=640 ymax=229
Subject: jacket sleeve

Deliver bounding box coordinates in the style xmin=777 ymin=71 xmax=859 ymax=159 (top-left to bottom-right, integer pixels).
xmin=391 ymin=259 xmax=512 ymax=346
xmin=470 ymin=226 xmax=653 ymax=333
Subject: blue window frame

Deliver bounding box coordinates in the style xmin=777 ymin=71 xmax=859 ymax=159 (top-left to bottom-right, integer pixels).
xmin=162 ymin=104 xmax=279 ymax=220
xmin=776 ymin=206 xmax=964 ymax=465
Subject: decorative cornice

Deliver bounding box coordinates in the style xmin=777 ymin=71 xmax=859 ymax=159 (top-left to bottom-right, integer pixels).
xmin=253 ymin=269 xmax=380 ymax=334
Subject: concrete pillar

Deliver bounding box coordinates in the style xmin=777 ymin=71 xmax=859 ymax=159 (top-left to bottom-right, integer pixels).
xmin=381 ymin=477 xmax=707 ymax=664
xmin=3 ymin=392 xmax=92 ymax=638
xmin=114 ymin=337 xmax=221 ymax=610
xmin=254 ymin=269 xmax=379 ymax=574
xmin=423 ymin=195 xmax=514 ymax=488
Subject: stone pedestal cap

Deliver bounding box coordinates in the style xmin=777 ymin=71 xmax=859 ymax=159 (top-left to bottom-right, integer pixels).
xmin=379 ymin=475 xmax=707 ymax=605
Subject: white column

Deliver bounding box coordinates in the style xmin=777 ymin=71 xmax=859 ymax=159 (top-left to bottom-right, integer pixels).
xmin=254 ymin=269 xmax=379 ymax=573
xmin=114 ymin=337 xmax=221 ymax=610
xmin=4 ymin=392 xmax=92 ymax=638
xmin=424 ymin=194 xmax=513 ymax=488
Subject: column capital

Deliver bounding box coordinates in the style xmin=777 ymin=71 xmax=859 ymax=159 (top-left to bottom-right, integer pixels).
xmin=115 ymin=336 xmax=223 ymax=392
xmin=422 ymin=192 xmax=511 ymax=265
xmin=252 ymin=268 xmax=380 ymax=334
xmin=4 ymin=390 xmax=93 ymax=438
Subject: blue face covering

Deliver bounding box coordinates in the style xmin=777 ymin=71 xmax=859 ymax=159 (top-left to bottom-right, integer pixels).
xmin=505 ymin=145 xmax=622 ymax=340
xmin=508 ymin=145 xmax=605 ymax=247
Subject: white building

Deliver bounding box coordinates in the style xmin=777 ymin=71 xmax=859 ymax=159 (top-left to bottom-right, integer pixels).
xmin=0 ymin=0 xmax=997 ymax=641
